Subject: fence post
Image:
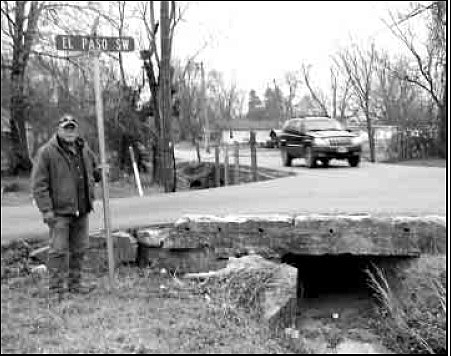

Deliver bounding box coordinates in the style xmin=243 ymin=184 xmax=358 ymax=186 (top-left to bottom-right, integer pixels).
xmin=399 ymin=132 xmax=404 ymax=160
xmin=129 ymin=146 xmax=144 ymax=197
xmin=224 ymin=145 xmax=229 ymax=186
xmin=250 ymin=131 xmax=258 ymax=182
xmin=234 ymin=141 xmax=240 ymax=185
xmin=214 ymin=144 xmax=220 ymax=187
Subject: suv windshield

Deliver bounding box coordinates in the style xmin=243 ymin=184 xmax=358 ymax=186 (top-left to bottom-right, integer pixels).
xmin=305 ymin=120 xmax=343 ymax=131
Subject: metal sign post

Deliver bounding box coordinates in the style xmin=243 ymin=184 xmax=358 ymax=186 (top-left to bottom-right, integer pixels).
xmin=92 ymin=48 xmax=115 ymax=287
xmin=55 ymin=29 xmax=135 ymax=289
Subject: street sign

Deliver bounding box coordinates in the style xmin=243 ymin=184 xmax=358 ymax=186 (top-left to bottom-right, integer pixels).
xmin=55 ymin=35 xmax=135 ymax=52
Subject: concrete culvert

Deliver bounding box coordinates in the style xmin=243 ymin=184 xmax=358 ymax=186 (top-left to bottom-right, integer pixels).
xmin=281 ymin=253 xmax=415 ymax=303
xmin=279 ymin=253 xmax=417 ymax=354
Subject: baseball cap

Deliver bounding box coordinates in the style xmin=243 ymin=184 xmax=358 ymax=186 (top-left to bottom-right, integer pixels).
xmin=58 ymin=115 xmax=79 ymax=128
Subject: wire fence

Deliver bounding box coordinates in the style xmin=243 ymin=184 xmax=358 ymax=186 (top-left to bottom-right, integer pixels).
xmin=351 ymin=125 xmax=440 ymax=162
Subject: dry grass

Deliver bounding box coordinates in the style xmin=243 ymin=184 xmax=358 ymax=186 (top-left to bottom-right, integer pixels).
xmin=365 ymin=256 xmax=446 ymax=354
xmin=1 ymin=267 xmax=292 ymax=354
xmin=185 ymin=264 xmax=279 ymax=320
xmin=1 ymin=241 xmax=293 ymax=354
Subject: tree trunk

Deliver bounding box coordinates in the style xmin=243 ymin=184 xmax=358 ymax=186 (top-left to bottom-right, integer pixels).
xmin=10 ymin=65 xmax=32 ymax=174
xmin=160 ymin=1 xmax=175 ymax=192
xmin=365 ymin=109 xmax=376 ymax=163
xmin=143 ymin=59 xmax=162 ymax=185
xmin=438 ymin=82 xmax=446 ymax=158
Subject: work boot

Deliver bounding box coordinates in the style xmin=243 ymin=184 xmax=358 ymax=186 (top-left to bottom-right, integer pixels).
xmin=46 ymin=250 xmax=70 ymax=300
xmin=69 ymin=250 xmax=96 ymax=294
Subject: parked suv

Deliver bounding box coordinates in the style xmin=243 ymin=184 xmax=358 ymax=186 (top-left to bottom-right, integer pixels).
xmin=278 ymin=117 xmax=362 ymax=168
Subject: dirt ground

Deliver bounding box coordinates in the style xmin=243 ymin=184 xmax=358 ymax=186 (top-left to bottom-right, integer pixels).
xmin=295 ymin=292 xmax=392 ymax=354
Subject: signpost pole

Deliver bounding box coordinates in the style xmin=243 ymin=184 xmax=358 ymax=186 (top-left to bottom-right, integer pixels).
xmin=91 ymin=23 xmax=115 ymax=288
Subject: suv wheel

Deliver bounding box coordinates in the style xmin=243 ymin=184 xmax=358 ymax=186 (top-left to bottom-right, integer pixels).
xmin=321 ymin=158 xmax=330 ymax=167
xmin=348 ymin=156 xmax=360 ymax=167
xmin=306 ymin=147 xmax=317 ymax=168
xmin=281 ymin=149 xmax=292 ymax=167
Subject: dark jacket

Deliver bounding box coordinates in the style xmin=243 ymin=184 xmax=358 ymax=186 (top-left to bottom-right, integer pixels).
xmin=31 ymin=135 xmax=101 ymax=216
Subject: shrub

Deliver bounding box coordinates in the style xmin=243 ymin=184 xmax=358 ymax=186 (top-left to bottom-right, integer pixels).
xmin=366 ymin=256 xmax=446 ymax=354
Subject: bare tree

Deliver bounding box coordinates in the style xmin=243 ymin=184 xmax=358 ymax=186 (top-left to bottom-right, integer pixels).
xmin=283 ymin=71 xmax=300 ymax=119
xmin=301 ymin=63 xmax=329 ymax=117
xmin=335 ymin=43 xmax=377 ymax=162
xmin=330 ymin=67 xmax=337 ymax=120
xmin=115 ymin=1 xmax=127 ymax=88
xmin=1 ymin=1 xmax=117 ymax=173
xmin=384 ymin=1 xmax=446 ymax=156
xmin=2 ymin=1 xmax=46 ymax=172
xmin=329 ymin=64 xmax=353 ymax=124
xmin=374 ymin=53 xmax=432 ymax=127
xmin=207 ymin=69 xmax=240 ymax=124
xmin=176 ymin=60 xmax=202 ymax=160
xmin=138 ymin=1 xmax=183 ymax=190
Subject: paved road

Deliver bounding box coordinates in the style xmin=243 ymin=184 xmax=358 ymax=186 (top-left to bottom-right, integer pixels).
xmin=1 ymin=147 xmax=446 ymax=245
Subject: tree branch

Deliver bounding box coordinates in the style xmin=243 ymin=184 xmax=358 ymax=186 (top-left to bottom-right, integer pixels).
xmin=384 ymin=11 xmax=440 ymax=107
xmin=1 ymin=3 xmax=17 ymax=36
xmin=301 ymin=63 xmax=329 ymax=116
xmin=149 ymin=1 xmax=160 ymax=67
xmin=41 ymin=2 xmax=119 ymax=28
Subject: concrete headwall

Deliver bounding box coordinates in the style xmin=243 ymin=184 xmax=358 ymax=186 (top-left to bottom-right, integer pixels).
xmin=172 ymin=214 xmax=446 ymax=257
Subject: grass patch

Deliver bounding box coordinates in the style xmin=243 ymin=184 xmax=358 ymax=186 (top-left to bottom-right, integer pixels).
xmin=1 ymin=242 xmax=294 ymax=354
xmin=366 ymin=255 xmax=446 ymax=354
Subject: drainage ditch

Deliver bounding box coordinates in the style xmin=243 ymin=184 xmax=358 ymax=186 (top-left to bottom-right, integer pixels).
xmin=280 ymin=253 xmax=416 ymax=353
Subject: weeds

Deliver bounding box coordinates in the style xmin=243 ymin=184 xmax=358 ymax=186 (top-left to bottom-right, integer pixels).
xmin=366 ymin=257 xmax=446 ymax=354
xmin=1 ymin=243 xmax=291 ymax=354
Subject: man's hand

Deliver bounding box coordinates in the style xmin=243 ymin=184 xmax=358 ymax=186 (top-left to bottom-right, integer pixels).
xmin=42 ymin=211 xmax=56 ymax=226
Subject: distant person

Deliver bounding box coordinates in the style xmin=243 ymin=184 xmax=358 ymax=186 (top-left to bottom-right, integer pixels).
xmin=269 ymin=129 xmax=278 ymax=148
xmin=31 ymin=114 xmax=101 ymax=299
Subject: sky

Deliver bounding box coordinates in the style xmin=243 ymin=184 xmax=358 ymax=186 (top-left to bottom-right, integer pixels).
xmin=114 ymin=1 xmax=431 ymax=106
xmin=168 ymin=1 xmax=429 ymax=96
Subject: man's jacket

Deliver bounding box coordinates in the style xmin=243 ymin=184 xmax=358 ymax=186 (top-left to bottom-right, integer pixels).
xmin=31 ymin=135 xmax=101 ymax=216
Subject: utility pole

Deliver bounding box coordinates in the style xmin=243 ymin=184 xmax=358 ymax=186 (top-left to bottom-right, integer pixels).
xmin=201 ymin=61 xmax=210 ymax=153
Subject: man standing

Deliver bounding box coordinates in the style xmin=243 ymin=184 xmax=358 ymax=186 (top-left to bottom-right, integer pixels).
xmin=31 ymin=114 xmax=101 ymax=297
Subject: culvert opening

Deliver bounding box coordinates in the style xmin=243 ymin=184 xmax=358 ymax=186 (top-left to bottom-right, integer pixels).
xmin=281 ymin=253 xmax=414 ymax=308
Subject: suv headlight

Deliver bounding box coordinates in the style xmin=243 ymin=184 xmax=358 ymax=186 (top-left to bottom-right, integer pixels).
xmin=313 ymin=137 xmax=329 ymax=146
xmin=351 ymin=136 xmax=363 ymax=146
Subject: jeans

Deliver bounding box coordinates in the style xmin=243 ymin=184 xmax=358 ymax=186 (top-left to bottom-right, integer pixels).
xmin=47 ymin=214 xmax=89 ymax=289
